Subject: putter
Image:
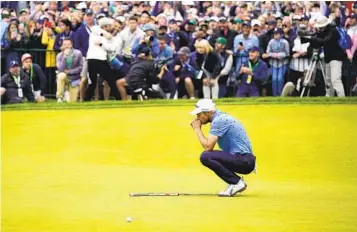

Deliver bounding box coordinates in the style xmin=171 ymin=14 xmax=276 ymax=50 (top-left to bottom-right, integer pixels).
xmin=129 ymin=192 xmax=218 ymax=197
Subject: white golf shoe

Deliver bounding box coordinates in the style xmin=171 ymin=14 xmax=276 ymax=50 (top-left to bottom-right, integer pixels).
xmin=218 ymin=179 xmax=247 ymax=197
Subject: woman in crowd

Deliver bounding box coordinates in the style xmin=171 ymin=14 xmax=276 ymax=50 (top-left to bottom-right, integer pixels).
xmin=194 ymin=39 xmax=221 ymax=99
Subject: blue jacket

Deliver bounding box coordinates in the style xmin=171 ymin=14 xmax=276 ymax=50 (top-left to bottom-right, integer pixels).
xmin=131 ymin=36 xmax=160 ymax=58
xmin=54 ymin=31 xmax=75 ymax=51
xmin=73 ymin=24 xmax=90 ymax=57
xmin=166 ymin=31 xmax=189 ymax=52
xmin=239 ymin=58 xmax=268 ymax=85
xmin=155 ymin=45 xmax=174 ymax=64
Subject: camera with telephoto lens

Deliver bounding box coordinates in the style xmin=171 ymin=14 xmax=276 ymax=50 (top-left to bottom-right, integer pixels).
xmin=297 ymin=24 xmax=316 ymax=37
xmin=154 ymin=57 xmax=174 ymax=72
xmin=141 ymin=35 xmax=154 ymax=45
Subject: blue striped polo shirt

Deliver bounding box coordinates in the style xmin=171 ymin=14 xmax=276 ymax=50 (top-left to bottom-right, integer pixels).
xmin=209 ymin=110 xmax=253 ymax=155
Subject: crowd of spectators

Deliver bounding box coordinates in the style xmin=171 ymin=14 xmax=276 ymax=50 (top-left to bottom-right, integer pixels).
xmin=1 ymin=1 xmax=357 ymax=104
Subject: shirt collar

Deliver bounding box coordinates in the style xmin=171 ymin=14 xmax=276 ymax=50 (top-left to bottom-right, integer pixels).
xmin=212 ymin=110 xmax=220 ymax=120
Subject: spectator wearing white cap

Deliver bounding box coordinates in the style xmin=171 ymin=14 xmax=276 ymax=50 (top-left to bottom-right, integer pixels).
xmin=21 ymin=53 xmax=46 ymax=102
xmin=251 ymin=19 xmax=263 ymax=37
xmin=300 ymin=15 xmax=346 ymax=97
xmin=85 ymin=17 xmax=120 ymax=101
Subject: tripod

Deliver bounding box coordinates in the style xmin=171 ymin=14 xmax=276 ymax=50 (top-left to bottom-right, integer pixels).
xmin=300 ymin=51 xmax=328 ymax=97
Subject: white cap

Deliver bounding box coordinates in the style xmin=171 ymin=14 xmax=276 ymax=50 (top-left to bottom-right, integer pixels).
xmin=76 ymin=2 xmax=87 ymax=10
xmin=251 ymin=19 xmax=261 ymax=27
xmin=314 ymin=15 xmax=330 ymax=28
xmin=98 ymin=17 xmax=114 ymax=27
xmin=190 ymin=99 xmax=216 ymax=115
xmin=210 ymin=16 xmax=219 ymax=22
xmin=182 ymin=0 xmax=195 ymax=6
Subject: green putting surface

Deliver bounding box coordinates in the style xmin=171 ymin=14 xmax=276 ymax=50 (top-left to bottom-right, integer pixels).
xmin=2 ymin=104 xmax=357 ymax=231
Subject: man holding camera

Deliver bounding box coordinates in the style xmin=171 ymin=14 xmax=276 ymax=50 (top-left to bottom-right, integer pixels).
xmin=131 ymin=23 xmax=159 ymax=58
xmin=300 ymin=16 xmax=346 ymax=97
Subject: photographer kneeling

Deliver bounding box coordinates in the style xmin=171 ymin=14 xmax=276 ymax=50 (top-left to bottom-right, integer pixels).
xmin=300 ymin=16 xmax=346 ymax=97
xmin=125 ymin=47 xmax=161 ymax=100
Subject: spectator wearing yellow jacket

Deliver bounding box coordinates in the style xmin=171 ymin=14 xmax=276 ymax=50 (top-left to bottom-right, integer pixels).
xmin=41 ymin=25 xmax=59 ymax=68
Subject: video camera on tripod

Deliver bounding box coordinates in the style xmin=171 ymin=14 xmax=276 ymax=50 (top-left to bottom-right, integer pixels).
xmin=300 ymin=48 xmax=328 ymax=97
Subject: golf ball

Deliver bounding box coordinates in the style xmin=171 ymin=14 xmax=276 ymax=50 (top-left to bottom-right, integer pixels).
xmin=126 ymin=217 xmax=132 ymax=222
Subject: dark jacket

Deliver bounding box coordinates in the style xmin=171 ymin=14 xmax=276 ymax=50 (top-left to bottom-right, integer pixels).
xmin=239 ymin=58 xmax=269 ymax=86
xmin=194 ymin=51 xmax=221 ymax=78
xmin=73 ymin=23 xmax=90 ymax=57
xmin=22 ymin=63 xmax=47 ymax=95
xmin=210 ymin=29 xmax=238 ymax=50
xmin=54 ymin=30 xmax=75 ymax=51
xmin=259 ymin=29 xmax=274 ymax=65
xmin=2 ymin=34 xmax=24 ymax=67
xmin=125 ymin=59 xmax=158 ymax=90
xmin=1 ymin=72 xmax=35 ymax=104
xmin=301 ymin=24 xmax=346 ymax=63
xmin=166 ymin=31 xmax=189 ymax=52
xmin=173 ymin=54 xmax=198 ymax=79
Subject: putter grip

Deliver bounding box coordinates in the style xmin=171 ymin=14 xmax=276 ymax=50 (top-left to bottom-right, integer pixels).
xmin=129 ymin=193 xmax=180 ymax=197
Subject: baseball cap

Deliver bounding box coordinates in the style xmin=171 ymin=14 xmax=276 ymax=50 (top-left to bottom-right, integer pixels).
xmin=168 ymin=18 xmax=176 ymax=24
xmin=190 ymin=99 xmax=216 ymax=115
xmin=249 ymin=46 xmax=260 ymax=53
xmin=351 ymin=13 xmax=357 ymax=19
xmin=216 ymin=37 xmax=227 ymax=45
xmin=76 ymin=2 xmax=87 ymax=10
xmin=242 ymin=21 xmax=251 ymax=27
xmin=8 ymin=60 xmax=19 ymax=68
xmin=21 ymin=53 xmax=32 ymax=63
xmin=268 ymin=20 xmax=277 ymax=25
xmin=177 ymin=46 xmax=191 ymax=56
xmin=19 ymin=8 xmax=28 ymax=14
xmin=85 ymin=9 xmax=94 ymax=15
xmin=210 ymin=16 xmax=219 ymax=22
xmin=138 ymin=47 xmax=151 ymax=56
xmin=98 ymin=17 xmax=114 ymax=27
xmin=96 ymin=13 xmax=106 ymax=20
xmin=251 ymin=19 xmax=261 ymax=27
xmin=219 ymin=16 xmax=227 ymax=22
xmin=293 ymin=15 xmax=302 ymax=21
xmin=273 ymin=28 xmax=283 ymax=34
xmin=187 ymin=19 xmax=197 ymax=26
xmin=142 ymin=23 xmax=156 ymax=32
xmin=235 ymin=18 xmax=243 ymax=24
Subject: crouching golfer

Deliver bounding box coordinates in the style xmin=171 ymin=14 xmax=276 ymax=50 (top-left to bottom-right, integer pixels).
xmin=190 ymin=99 xmax=256 ymax=197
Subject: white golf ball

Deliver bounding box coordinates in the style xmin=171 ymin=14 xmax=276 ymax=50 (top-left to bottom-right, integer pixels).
xmin=126 ymin=217 xmax=132 ymax=222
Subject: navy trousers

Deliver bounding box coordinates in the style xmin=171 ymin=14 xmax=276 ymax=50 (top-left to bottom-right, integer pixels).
xmin=200 ymin=150 xmax=256 ymax=184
